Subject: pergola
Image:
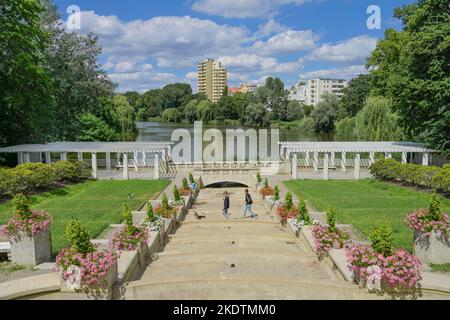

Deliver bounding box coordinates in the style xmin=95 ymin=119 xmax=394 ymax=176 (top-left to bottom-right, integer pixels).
xmin=0 ymin=142 xmax=173 ymax=180
xmin=279 ymin=141 xmax=434 ymax=180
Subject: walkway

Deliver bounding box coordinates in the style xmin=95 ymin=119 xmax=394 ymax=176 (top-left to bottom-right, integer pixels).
xmin=123 ymin=187 xmax=372 ymax=299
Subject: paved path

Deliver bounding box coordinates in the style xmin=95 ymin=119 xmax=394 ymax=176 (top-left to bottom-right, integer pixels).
xmin=123 ymin=187 xmax=373 ymax=299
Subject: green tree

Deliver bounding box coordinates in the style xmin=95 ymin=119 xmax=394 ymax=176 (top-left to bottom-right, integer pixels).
xmin=369 ymin=220 xmax=394 ymax=256
xmin=113 ymin=95 xmax=137 ymax=141
xmin=243 ymin=103 xmax=270 ymax=127
xmin=335 ymin=117 xmax=357 ymax=141
xmin=196 ymin=100 xmax=213 ymax=122
xmin=162 ymin=108 xmax=181 ymax=122
xmin=286 ymin=101 xmax=304 ymax=122
xmin=0 ymin=0 xmax=53 ymax=150
xmin=339 ymin=74 xmax=373 ymax=118
xmin=354 ymin=96 xmax=403 ymax=141
xmin=311 ymin=94 xmax=341 ymax=133
xmin=76 ymin=113 xmax=119 ymax=141
xmin=367 ymin=0 xmax=450 ymax=155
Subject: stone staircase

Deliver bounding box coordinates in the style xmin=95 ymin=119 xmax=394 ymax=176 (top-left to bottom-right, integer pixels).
xmin=122 ymin=188 xmax=373 ymax=300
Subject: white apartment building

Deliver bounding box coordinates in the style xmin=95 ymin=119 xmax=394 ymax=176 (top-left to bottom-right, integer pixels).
xmin=306 ymin=78 xmax=348 ymax=106
xmin=198 ymin=58 xmax=228 ymax=103
xmin=288 ymin=84 xmax=308 ymax=104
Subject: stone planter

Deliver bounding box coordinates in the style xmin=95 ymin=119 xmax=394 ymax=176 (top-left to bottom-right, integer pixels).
xmin=413 ymin=230 xmax=450 ymax=265
xmin=137 ymin=242 xmax=148 ymax=267
xmin=60 ymin=260 xmax=118 ymax=300
xmin=10 ymin=228 xmax=52 ymax=266
xmin=287 ymin=218 xmax=301 ymax=237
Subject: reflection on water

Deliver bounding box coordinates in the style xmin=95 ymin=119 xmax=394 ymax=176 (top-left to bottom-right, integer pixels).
xmin=136 ymin=122 xmax=333 ymax=142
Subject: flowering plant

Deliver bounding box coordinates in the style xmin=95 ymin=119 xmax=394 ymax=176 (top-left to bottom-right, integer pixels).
xmin=56 ymin=248 xmax=117 ymax=287
xmin=345 ymin=243 xmax=422 ymax=290
xmin=145 ymin=202 xmax=163 ymax=231
xmin=154 ymin=193 xmax=177 ymax=218
xmin=56 ymin=221 xmax=117 ymax=289
xmin=312 ymin=224 xmax=350 ymax=258
xmin=109 ymin=204 xmax=149 ymax=251
xmin=405 ymin=194 xmax=449 ymax=237
xmin=1 ymin=194 xmax=51 ymax=239
xmin=275 ymin=192 xmax=298 ymax=222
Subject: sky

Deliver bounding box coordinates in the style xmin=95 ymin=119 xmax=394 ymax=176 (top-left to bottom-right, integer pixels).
xmin=52 ymin=0 xmax=416 ymax=93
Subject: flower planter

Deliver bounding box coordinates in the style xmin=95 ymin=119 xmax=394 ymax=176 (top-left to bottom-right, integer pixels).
xmin=60 ymin=260 xmax=118 ymax=300
xmin=413 ymin=230 xmax=450 ymax=265
xmin=287 ymin=218 xmax=301 ymax=237
xmin=10 ymin=227 xmax=52 ymax=266
xmin=137 ymin=242 xmax=148 ymax=267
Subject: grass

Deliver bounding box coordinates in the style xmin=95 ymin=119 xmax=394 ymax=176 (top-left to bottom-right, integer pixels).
xmin=284 ymin=179 xmax=450 ymax=252
xmin=0 ymin=261 xmax=27 ymax=274
xmin=430 ymin=264 xmax=450 ymax=273
xmin=0 ymin=180 xmax=169 ymax=255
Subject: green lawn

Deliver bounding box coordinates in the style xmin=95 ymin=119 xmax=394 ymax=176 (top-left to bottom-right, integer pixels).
xmin=0 ymin=180 xmax=169 ymax=255
xmin=284 ymin=179 xmax=450 ymax=252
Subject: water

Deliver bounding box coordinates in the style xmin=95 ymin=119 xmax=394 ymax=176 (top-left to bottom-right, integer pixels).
xmin=136 ymin=122 xmax=332 ymax=143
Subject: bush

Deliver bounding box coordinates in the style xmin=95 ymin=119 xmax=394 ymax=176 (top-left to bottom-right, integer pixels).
xmin=369 ymin=220 xmax=394 ymax=256
xmin=296 ymin=200 xmax=312 ymax=225
xmin=0 ymin=161 xmax=85 ymax=197
xmin=65 ymin=220 xmax=95 ymax=254
xmin=274 ymin=186 xmax=280 ymax=201
xmin=370 ymin=159 xmax=450 ymax=194
xmin=326 ymin=207 xmax=337 ymax=233
xmin=188 ymin=172 xmax=195 ymax=184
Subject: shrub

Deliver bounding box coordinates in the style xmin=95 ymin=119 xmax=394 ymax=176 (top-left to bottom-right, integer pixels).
xmin=369 ymin=220 xmax=394 ymax=256
xmin=1 ymin=194 xmax=52 ymax=239
xmin=146 ymin=202 xmax=157 ymax=224
xmin=326 ymin=207 xmax=337 ymax=233
xmin=188 ymin=172 xmax=195 ymax=184
xmin=274 ymin=186 xmax=280 ymax=201
xmin=296 ymin=200 xmax=312 ymax=225
xmin=154 ymin=193 xmax=177 ymax=218
xmin=264 ymin=178 xmax=269 ymax=188
xmin=65 ymin=220 xmax=95 ymax=254
xmin=370 ymin=159 xmax=450 ymax=194
xmin=173 ymin=185 xmax=182 ymax=202
xmin=256 ymin=172 xmax=262 ymax=183
xmin=275 ymin=192 xmax=298 ymax=222
xmin=182 ymin=178 xmax=189 ymax=190
xmin=16 ymin=163 xmax=55 ymax=189
xmin=285 ymin=192 xmax=293 ymax=211
xmin=52 ymin=161 xmax=81 ymax=181
xmin=405 ymin=193 xmax=449 ymax=237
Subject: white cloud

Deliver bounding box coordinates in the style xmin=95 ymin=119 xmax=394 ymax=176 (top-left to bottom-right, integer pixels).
xmin=192 ymin=0 xmax=313 ymax=18
xmin=185 ymin=72 xmax=198 ymax=81
xmin=299 ymin=65 xmax=368 ymax=80
xmin=307 ymin=35 xmax=377 ymax=63
xmin=252 ymin=30 xmax=318 ymax=56
xmin=110 ymin=70 xmax=177 ymax=93
xmin=254 ymin=19 xmax=289 ymax=38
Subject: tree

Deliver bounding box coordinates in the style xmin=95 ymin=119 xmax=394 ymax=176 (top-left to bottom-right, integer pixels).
xmin=286 ymin=101 xmax=304 ymax=122
xmin=162 ymin=108 xmax=181 ymax=122
xmin=335 ymin=117 xmax=357 ymax=141
xmin=339 ymin=74 xmax=373 ymax=118
xmin=76 ymin=113 xmax=118 ymax=142
xmin=0 ymin=0 xmax=53 ymax=150
xmin=243 ymin=103 xmax=270 ymax=127
xmin=184 ymin=100 xmax=198 ymax=123
xmin=113 ymin=95 xmax=137 ymax=141
xmin=196 ymin=100 xmax=213 ymax=122
xmin=161 ymin=83 xmax=193 ymax=109
xmin=311 ymin=94 xmax=341 ymax=133
xmin=367 ymin=0 xmax=450 ymax=155
xmin=355 ymin=96 xmax=403 ymax=141
xmin=216 ymin=96 xmax=238 ymax=120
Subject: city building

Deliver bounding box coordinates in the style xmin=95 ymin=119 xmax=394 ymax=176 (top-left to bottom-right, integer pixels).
xmin=305 ymin=78 xmax=348 ymax=106
xmin=288 ymin=83 xmax=308 ymax=104
xmin=198 ymin=58 xmax=228 ymax=103
xmin=228 ymin=87 xmax=240 ymax=96
xmin=239 ymin=83 xmax=258 ymax=94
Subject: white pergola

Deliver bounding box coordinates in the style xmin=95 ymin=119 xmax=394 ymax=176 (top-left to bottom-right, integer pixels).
xmin=0 ymin=142 xmax=173 ymax=180
xmin=279 ymin=141 xmax=434 ymax=180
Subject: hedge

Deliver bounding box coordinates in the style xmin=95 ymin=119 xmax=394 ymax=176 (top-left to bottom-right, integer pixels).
xmin=0 ymin=161 xmax=87 ymax=197
xmin=370 ymin=159 xmax=450 ymax=194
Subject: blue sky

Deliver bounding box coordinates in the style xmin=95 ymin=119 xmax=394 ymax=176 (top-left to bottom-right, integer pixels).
xmin=53 ymin=0 xmax=415 ymax=92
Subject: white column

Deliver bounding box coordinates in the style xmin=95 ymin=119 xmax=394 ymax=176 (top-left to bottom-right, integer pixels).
xmin=116 ymin=153 xmax=121 ymax=166
xmin=323 ymin=153 xmax=329 ymax=180
xmin=305 ymin=152 xmax=310 ymax=167
xmin=369 ymin=152 xmax=375 ymax=166
xmin=17 ymin=152 xmax=24 ymax=164
xmin=77 ymin=152 xmax=83 ymax=162
xmin=60 ymin=153 xmax=67 ymax=161
xmin=341 ymin=152 xmax=346 ymax=172
xmin=292 ymin=153 xmax=298 ymax=180
xmin=385 ymin=152 xmax=392 ymax=159
xmin=422 ymin=153 xmax=429 ymax=166
xmin=133 ymin=152 xmax=138 ymax=172
xmin=123 ymin=153 xmax=129 ymax=180
xmin=313 ymin=152 xmax=319 ymax=172
xmin=142 ymin=151 xmax=147 ymax=167
xmin=330 ymin=152 xmax=335 ymax=168
xmin=91 ymin=153 xmax=98 ymax=179
xmin=106 ymin=152 xmax=111 ymax=171
xmin=402 ymin=152 xmax=407 ymax=164
xmin=23 ymin=152 xmax=31 ymax=163
xmin=154 ymin=153 xmax=160 ymax=180
xmin=354 ymin=154 xmax=361 ymax=180
xmin=39 ymin=153 xmax=43 ymax=163
xmin=45 ymin=152 xmax=51 ymax=164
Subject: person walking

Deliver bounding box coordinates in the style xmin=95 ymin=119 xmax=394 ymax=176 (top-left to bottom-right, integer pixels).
xmin=223 ymin=191 xmax=230 ymax=220
xmin=242 ymin=189 xmax=257 ymax=219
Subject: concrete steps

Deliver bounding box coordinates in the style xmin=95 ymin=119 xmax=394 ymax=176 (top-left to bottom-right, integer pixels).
xmin=123 ymin=187 xmax=370 ymax=300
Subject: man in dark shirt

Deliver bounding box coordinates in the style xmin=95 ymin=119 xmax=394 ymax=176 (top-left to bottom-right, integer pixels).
xmin=223 ymin=191 xmax=230 ymax=219
xmin=242 ymin=189 xmax=257 ymax=219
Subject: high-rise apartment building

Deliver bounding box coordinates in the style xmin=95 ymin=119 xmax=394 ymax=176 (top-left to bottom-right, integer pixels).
xmin=306 ymin=78 xmax=348 ymax=106
xmin=198 ymin=58 xmax=228 ymax=103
